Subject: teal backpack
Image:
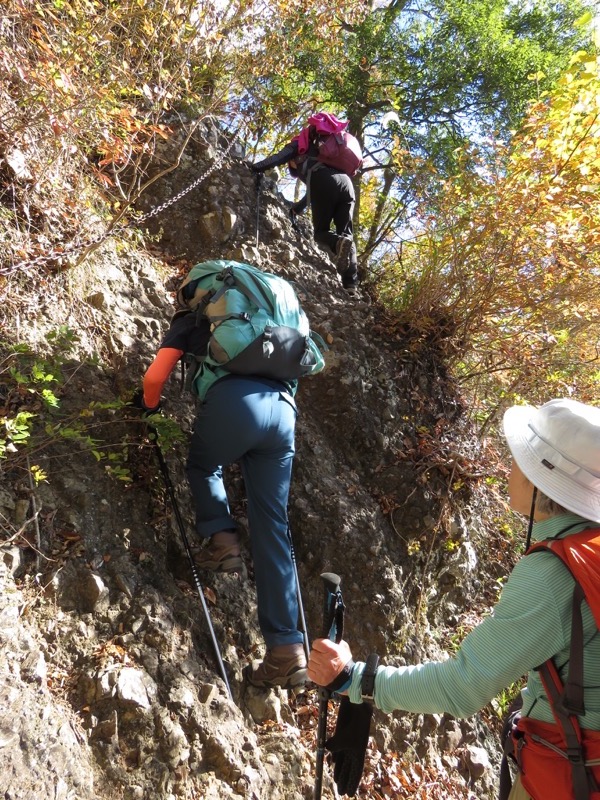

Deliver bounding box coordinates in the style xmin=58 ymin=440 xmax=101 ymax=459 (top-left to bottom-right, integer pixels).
xmin=177 ymin=260 xmax=326 ymax=400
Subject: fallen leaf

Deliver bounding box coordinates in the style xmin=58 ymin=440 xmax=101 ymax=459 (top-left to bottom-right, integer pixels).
xmin=204 ymin=586 xmax=217 ymax=604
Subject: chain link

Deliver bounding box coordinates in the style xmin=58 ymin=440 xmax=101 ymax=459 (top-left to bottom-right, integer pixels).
xmin=1 ymin=125 xmax=242 ymax=276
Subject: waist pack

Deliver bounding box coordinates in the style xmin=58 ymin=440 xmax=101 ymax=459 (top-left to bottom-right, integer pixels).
xmin=177 ymin=260 xmax=326 ymax=400
xmin=510 ymin=716 xmax=600 ymax=800
xmin=501 ymin=528 xmax=600 ymax=800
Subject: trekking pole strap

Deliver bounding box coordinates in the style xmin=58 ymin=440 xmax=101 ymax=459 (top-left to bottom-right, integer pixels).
xmin=314 ymin=572 xmax=343 ymax=800
xmin=325 ymin=592 xmax=344 ymax=644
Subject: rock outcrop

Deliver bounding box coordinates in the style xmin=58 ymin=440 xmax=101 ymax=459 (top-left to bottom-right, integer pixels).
xmin=1 ymin=119 xmax=506 ymax=799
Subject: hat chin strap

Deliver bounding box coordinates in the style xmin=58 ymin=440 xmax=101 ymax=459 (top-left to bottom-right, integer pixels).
xmin=525 ymin=486 xmax=538 ymax=551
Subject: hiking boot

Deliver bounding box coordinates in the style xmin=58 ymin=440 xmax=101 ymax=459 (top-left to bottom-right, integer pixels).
xmin=341 ymin=268 xmax=360 ymax=290
xmin=194 ymin=531 xmax=243 ymax=574
xmin=335 ymin=236 xmax=353 ymax=272
xmin=246 ymin=644 xmax=307 ymax=689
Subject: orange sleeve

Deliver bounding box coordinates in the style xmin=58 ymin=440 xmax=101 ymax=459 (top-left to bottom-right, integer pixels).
xmin=143 ymin=347 xmax=184 ymax=409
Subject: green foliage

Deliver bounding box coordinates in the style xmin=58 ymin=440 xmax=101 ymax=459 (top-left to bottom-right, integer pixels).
xmin=246 ymin=1 xmax=594 ymax=168
xmin=143 ymin=413 xmax=186 ymax=452
xmin=0 ymin=411 xmax=36 ymax=458
xmin=375 ymin=49 xmax=600 ymax=428
xmin=0 ymin=327 xmax=78 ymax=460
xmin=490 ymin=679 xmax=525 ymax=719
xmin=242 ymin=0 xmax=597 ymax=307
xmin=0 ymin=328 xmax=176 ymax=484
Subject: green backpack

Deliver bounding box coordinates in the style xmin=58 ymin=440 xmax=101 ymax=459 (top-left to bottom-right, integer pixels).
xmin=177 ymin=260 xmax=326 ymax=400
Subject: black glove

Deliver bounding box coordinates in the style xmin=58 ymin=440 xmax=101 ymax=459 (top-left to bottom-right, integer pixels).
xmin=129 ymin=388 xmax=161 ymax=416
xmin=325 ymin=696 xmax=372 ymax=797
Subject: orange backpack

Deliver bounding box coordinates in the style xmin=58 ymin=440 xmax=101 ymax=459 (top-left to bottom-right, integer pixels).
xmin=505 ymin=528 xmax=600 ymax=800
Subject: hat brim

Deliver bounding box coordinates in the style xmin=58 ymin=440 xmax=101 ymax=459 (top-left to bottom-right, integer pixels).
xmin=503 ymin=405 xmax=600 ymax=523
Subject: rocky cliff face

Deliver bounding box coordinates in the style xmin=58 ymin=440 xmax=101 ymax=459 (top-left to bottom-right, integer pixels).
xmin=1 ymin=120 xmax=509 ymax=799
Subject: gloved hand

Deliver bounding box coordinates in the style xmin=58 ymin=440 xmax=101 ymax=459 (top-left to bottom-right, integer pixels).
xmin=129 ymin=388 xmax=161 ymax=416
xmin=326 ymin=696 xmax=372 ymax=797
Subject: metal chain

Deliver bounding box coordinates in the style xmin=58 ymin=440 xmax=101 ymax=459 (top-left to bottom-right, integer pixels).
xmin=0 ymin=226 xmax=110 ymax=276
xmin=133 ymin=128 xmax=241 ymax=225
xmin=1 ymin=125 xmax=242 ymax=276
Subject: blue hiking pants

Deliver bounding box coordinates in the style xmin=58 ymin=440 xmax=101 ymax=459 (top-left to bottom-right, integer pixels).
xmin=186 ymin=376 xmax=302 ymax=649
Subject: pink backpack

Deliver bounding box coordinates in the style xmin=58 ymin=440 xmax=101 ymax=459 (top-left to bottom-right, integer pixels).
xmin=293 ymin=112 xmax=363 ymax=177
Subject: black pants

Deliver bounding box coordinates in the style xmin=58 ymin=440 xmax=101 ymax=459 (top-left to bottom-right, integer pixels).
xmin=309 ymin=167 xmax=358 ymax=280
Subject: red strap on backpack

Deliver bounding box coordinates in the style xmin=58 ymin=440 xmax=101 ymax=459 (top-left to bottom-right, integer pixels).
xmin=526 ymin=528 xmax=600 ymax=799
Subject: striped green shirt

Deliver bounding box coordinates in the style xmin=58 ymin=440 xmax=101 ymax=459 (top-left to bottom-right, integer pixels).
xmin=348 ymin=514 xmax=600 ymax=728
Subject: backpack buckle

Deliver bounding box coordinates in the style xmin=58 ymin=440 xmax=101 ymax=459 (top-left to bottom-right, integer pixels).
xmin=218 ymin=267 xmax=236 ymax=287
xmin=262 ymin=327 xmax=274 ymax=357
xmin=566 ymin=746 xmax=584 ymax=765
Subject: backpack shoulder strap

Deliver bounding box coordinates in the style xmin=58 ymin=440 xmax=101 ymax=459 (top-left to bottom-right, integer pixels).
xmin=230 ymin=266 xmax=275 ymax=312
xmin=536 ymin=657 xmax=595 ymax=798
xmin=181 ymin=351 xmax=205 ymax=394
xmin=530 ymin=545 xmax=587 ymax=717
xmin=195 ymin=265 xmax=271 ymax=327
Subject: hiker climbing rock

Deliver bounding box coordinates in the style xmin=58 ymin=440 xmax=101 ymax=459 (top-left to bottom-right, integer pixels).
xmin=251 ymin=112 xmax=362 ymax=291
xmin=137 ymin=259 xmax=326 ymax=690
xmin=308 ymin=398 xmax=600 ymax=800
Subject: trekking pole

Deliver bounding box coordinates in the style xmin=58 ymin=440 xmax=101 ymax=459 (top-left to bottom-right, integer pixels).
xmin=148 ymin=428 xmax=233 ymax=701
xmin=287 ymin=525 xmax=310 ymax=662
xmin=255 ymin=172 xmax=263 ymax=248
xmin=314 ymin=572 xmax=344 ymax=800
xmin=289 ymin=207 xmax=307 ymax=240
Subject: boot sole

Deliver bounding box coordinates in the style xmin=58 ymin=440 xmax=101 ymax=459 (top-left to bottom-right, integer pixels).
xmin=195 ymin=555 xmax=244 ymax=574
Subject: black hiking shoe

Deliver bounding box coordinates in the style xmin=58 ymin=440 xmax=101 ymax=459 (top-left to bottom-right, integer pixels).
xmin=341 ymin=268 xmax=360 ymax=291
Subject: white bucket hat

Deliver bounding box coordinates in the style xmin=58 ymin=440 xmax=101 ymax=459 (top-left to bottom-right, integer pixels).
xmin=503 ymin=398 xmax=600 ymax=523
